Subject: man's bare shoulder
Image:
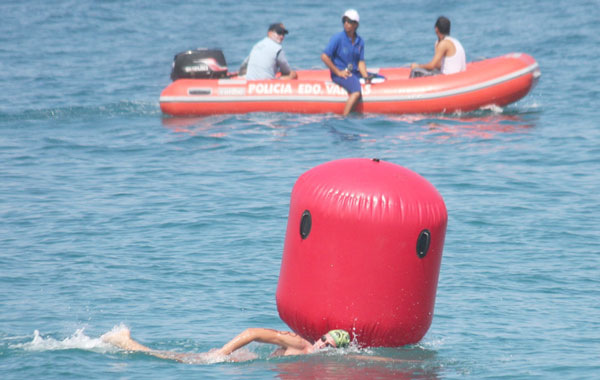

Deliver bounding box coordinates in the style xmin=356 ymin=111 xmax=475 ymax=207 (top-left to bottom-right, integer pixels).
xmin=437 ymin=38 xmax=453 ymax=51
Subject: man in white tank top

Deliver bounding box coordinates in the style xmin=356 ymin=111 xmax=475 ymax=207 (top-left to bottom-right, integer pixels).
xmin=410 ymin=16 xmax=466 ymax=77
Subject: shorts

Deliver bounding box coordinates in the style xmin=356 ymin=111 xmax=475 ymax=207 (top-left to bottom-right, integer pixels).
xmin=332 ymin=74 xmax=362 ymax=94
xmin=409 ymin=68 xmax=441 ymax=78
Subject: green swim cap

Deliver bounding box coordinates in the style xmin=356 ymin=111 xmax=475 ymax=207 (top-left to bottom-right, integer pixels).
xmin=327 ymin=329 xmax=350 ymax=348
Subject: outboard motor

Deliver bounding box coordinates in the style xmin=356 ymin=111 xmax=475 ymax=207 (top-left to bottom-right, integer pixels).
xmin=170 ymin=48 xmax=228 ymax=80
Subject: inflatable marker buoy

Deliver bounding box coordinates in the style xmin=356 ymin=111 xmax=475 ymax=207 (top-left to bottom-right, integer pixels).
xmin=276 ymin=158 xmax=447 ymax=347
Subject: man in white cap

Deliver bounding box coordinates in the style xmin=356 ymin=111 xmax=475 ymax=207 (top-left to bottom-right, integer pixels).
xmin=321 ymin=9 xmax=370 ymax=116
xmin=244 ymin=22 xmax=297 ymax=80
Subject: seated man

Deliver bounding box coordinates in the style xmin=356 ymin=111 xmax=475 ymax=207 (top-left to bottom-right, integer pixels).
xmin=410 ymin=16 xmax=466 ymax=78
xmin=102 ymin=326 xmax=350 ymax=363
xmin=243 ymin=23 xmax=297 ymax=80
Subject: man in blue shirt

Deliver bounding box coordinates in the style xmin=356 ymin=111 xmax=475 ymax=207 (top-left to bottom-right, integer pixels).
xmin=321 ymin=9 xmax=369 ymax=116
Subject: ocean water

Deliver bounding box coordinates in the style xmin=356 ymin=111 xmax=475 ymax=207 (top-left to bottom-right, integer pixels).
xmin=1 ymin=0 xmax=599 ymax=379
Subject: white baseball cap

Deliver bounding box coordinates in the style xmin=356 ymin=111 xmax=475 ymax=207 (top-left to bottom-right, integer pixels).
xmin=343 ymin=9 xmax=360 ymax=23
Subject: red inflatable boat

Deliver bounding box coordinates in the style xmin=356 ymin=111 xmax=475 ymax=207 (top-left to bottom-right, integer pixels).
xmin=159 ymin=52 xmax=540 ymax=116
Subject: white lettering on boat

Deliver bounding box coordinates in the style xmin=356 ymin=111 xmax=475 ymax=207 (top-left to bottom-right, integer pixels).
xmin=323 ymin=83 xmax=372 ymax=96
xmin=298 ymin=84 xmax=323 ymax=95
xmin=244 ymin=82 xmax=372 ymax=97
xmin=325 ymin=83 xmax=347 ymax=95
xmin=248 ymin=83 xmax=293 ymax=95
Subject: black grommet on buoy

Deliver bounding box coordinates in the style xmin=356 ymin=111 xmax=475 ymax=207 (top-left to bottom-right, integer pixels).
xmin=300 ymin=210 xmax=312 ymax=239
xmin=416 ymin=229 xmax=431 ymax=258
xmin=372 ymin=158 xmax=380 ymax=162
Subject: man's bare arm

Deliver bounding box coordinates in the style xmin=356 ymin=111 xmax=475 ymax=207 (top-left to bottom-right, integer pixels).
xmin=411 ymin=40 xmax=450 ymax=70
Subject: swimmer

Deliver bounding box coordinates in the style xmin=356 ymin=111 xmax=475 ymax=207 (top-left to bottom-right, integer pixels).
xmin=101 ymin=327 xmax=350 ymax=363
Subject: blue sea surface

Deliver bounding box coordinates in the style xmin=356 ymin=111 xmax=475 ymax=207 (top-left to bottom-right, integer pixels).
xmin=1 ymin=1 xmax=599 ymax=379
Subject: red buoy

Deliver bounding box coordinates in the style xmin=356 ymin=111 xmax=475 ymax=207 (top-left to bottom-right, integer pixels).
xmin=276 ymin=158 xmax=447 ymax=347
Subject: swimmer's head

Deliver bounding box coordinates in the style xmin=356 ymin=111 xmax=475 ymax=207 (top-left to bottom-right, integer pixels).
xmin=327 ymin=329 xmax=350 ymax=348
xmin=321 ymin=330 xmax=350 ymax=348
xmin=312 ymin=329 xmax=351 ymax=350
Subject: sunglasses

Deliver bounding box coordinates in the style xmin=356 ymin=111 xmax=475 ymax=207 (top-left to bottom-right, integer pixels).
xmin=320 ymin=335 xmax=333 ymax=348
xmin=343 ymin=17 xmax=358 ymax=25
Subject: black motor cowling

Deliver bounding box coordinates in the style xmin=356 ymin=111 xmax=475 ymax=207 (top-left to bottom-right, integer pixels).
xmin=170 ymin=49 xmax=228 ymax=80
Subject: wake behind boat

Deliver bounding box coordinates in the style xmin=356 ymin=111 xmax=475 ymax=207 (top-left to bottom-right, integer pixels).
xmin=159 ymin=50 xmax=540 ymax=116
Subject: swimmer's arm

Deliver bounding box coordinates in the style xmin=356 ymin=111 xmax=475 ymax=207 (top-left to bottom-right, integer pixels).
xmin=218 ymin=328 xmax=308 ymax=355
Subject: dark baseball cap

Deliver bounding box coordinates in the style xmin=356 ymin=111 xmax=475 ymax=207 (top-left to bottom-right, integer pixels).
xmin=269 ymin=23 xmax=289 ymax=35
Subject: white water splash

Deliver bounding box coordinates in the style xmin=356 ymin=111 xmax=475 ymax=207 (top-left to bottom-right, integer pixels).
xmin=9 ymin=324 xmax=249 ymax=364
xmin=478 ymin=104 xmax=504 ymax=113
xmin=11 ymin=326 xmax=121 ymax=353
